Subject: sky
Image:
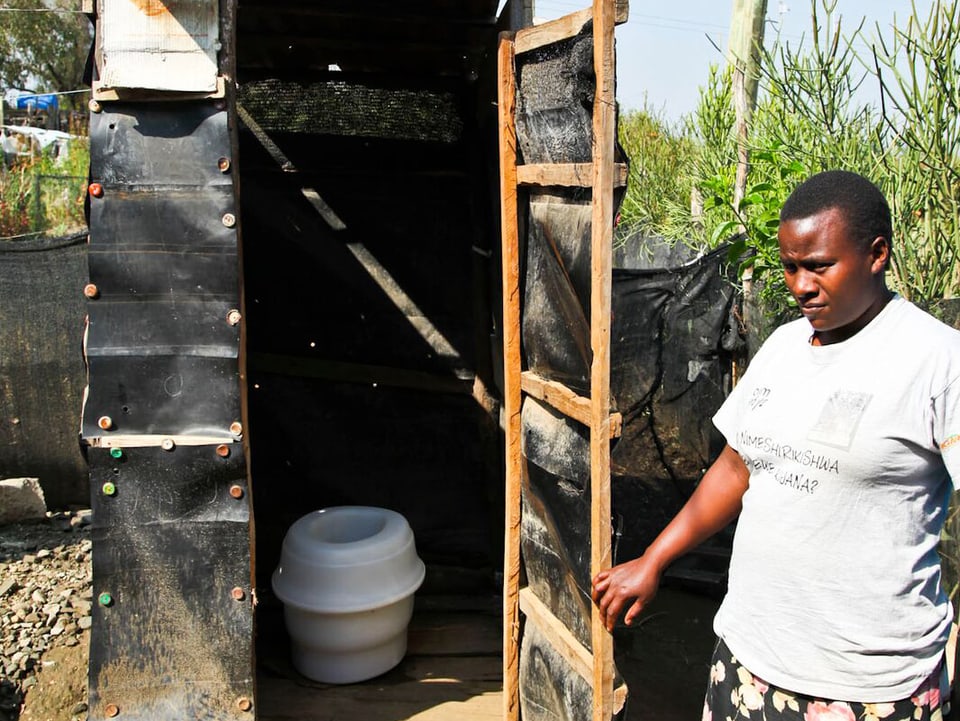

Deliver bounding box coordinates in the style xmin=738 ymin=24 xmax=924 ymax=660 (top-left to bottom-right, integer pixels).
xmin=532 ymin=0 xmax=929 ymax=122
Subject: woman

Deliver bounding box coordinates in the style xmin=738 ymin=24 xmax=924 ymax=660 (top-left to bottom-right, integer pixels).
xmin=592 ymin=170 xmax=960 ymax=720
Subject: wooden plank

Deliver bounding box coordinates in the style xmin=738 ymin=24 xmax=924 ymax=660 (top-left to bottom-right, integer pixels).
xmin=516 ymin=162 xmax=628 ymax=188
xmin=497 ymin=32 xmax=523 ymax=721
xmin=519 ymin=588 xmax=627 ymax=714
xmin=256 ymin=656 xmax=502 ymax=721
xmin=519 ymin=587 xmax=591 ymax=681
xmin=249 ymin=352 xmax=474 ymax=395
xmin=590 ymin=0 xmax=617 ymax=720
xmin=520 ymin=371 xmax=622 ymax=438
xmin=514 ymin=8 xmax=591 ymax=54
xmin=96 ymin=0 xmax=220 ymax=94
xmin=407 ymin=610 xmax=501 ymax=657
xmin=86 ymin=434 xmax=237 ymax=448
xmin=513 ymin=4 xmax=628 ymax=55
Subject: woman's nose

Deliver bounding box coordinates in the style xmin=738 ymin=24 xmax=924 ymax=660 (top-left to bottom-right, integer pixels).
xmin=790 ymin=270 xmax=818 ymax=299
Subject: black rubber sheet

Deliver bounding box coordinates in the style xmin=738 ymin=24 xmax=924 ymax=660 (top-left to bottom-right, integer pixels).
xmin=87 ymin=445 xmax=254 ymax=721
xmin=83 ymin=103 xmax=241 ymax=439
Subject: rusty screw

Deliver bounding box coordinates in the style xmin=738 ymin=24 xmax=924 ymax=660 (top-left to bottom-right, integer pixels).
xmin=88 ymin=183 xmax=104 ymax=198
xmin=231 ymin=587 xmax=246 ymax=602
xmin=83 ymin=283 xmax=100 ymax=299
xmin=216 ymin=444 xmax=230 ymax=458
xmin=236 ymin=697 xmax=253 ymax=712
xmin=217 ymin=157 xmax=231 ymax=173
xmin=226 ymin=309 xmax=241 ymax=326
xmin=222 ymin=213 xmax=236 ymax=228
xmin=104 ymin=703 xmax=120 ymax=717
xmin=229 ymin=421 xmax=243 ymax=436
xmin=229 ymin=484 xmax=244 ymax=499
xmin=88 ymin=99 xmax=103 ymax=113
xmin=98 ymin=416 xmax=113 ymax=431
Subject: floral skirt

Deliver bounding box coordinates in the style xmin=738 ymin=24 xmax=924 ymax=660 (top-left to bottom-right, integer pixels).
xmin=703 ymin=637 xmax=946 ymax=721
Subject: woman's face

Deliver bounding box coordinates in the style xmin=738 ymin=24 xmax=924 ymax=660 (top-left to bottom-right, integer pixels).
xmin=778 ymin=207 xmax=890 ymax=345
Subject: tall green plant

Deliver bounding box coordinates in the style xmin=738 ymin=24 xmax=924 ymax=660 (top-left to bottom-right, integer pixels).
xmin=871 ymin=0 xmax=960 ymax=301
xmin=692 ymin=0 xmax=885 ymax=315
xmin=616 ymin=107 xmax=697 ymax=238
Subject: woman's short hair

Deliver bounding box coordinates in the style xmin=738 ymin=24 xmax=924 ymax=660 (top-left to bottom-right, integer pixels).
xmin=780 ymin=170 xmax=892 ymax=249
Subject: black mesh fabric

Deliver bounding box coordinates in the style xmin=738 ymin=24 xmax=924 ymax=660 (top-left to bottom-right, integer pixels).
xmin=0 ymin=232 xmax=89 ymax=508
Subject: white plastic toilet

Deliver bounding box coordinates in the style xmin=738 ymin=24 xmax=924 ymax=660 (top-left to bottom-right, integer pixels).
xmin=271 ymin=506 xmax=425 ymax=684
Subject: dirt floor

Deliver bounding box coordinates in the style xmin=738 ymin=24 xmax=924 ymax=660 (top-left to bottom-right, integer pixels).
xmin=13 ymin=589 xmax=719 ymax=721
xmin=19 ymin=639 xmax=89 ymax=721
xmin=4 ymin=518 xmax=721 ymax=721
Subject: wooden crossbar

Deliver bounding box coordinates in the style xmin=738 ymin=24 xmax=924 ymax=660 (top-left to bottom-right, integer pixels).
xmin=521 ymin=371 xmax=622 ymax=438
xmin=516 ymin=162 xmax=629 ymax=188
xmin=514 ymin=3 xmax=628 ymax=55
xmin=519 ymin=588 xmax=628 ymax=714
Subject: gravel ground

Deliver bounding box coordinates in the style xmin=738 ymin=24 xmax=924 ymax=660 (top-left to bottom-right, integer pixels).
xmin=0 ymin=511 xmax=92 ymax=721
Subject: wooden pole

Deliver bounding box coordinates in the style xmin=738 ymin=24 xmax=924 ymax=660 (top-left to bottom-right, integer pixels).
xmin=497 ymin=32 xmax=523 ymax=721
xmin=729 ymin=0 xmax=768 ymax=362
xmin=728 ymin=0 xmax=768 ymax=209
xmin=590 ymin=0 xmax=615 ymax=719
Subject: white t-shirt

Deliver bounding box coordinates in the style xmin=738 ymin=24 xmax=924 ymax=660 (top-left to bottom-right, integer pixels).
xmin=713 ymin=295 xmax=960 ymax=701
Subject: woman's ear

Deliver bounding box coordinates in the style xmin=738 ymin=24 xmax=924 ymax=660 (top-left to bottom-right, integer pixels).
xmin=869 ymin=236 xmax=890 ymax=275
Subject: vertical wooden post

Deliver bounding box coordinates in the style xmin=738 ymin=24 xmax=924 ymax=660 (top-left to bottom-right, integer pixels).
xmin=497 ymin=31 xmax=522 ymax=721
xmin=590 ymin=1 xmax=615 ymax=719
xmin=729 ymin=0 xmax=768 ymax=361
xmin=729 ymin=0 xmax=768 ymax=209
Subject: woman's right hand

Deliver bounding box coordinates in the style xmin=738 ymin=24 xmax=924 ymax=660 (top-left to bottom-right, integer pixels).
xmin=591 ymin=553 xmax=664 ymax=633
xmin=591 ymin=444 xmax=750 ymax=634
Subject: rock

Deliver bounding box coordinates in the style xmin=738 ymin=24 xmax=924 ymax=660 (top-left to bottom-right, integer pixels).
xmin=0 ymin=478 xmax=46 ymax=524
xmin=0 ymin=579 xmax=17 ymax=598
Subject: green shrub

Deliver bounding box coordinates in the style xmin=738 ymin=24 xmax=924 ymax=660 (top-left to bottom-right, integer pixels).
xmin=0 ymin=137 xmax=88 ymax=240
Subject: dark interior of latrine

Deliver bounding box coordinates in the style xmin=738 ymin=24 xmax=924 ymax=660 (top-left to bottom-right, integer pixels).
xmin=233 ymin=1 xmax=506 ymax=612
xmin=229 ymin=4 xmax=739 ymax=717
